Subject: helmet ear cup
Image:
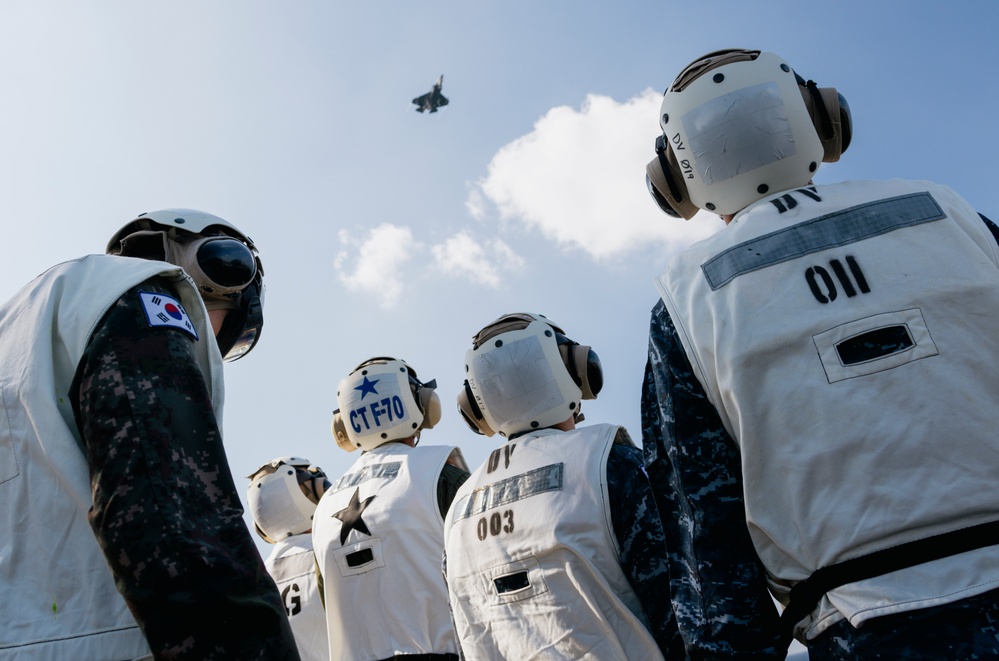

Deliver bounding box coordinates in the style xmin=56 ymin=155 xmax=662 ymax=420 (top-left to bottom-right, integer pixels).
xmin=331 ymin=410 xmax=358 ymax=452
xmin=646 ymin=136 xmax=700 ymax=220
xmin=557 ymin=338 xmax=603 ymax=400
xmin=580 ymin=346 xmax=603 ymax=399
xmin=419 ymin=387 xmax=441 ymax=430
xmin=253 ymin=521 xmax=278 ymax=544
xmin=457 ymin=380 xmax=495 ymax=436
xmin=834 ymin=91 xmax=852 ymax=156
xmin=798 ymin=80 xmax=852 ymax=163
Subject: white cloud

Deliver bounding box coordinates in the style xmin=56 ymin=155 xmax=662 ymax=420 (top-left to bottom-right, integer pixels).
xmin=333 ymin=91 xmax=729 ymax=311
xmin=431 ymin=231 xmax=523 ymax=288
xmin=470 ymin=89 xmax=723 ymax=260
xmin=464 ymin=187 xmax=487 ymax=222
xmin=334 ymin=224 xmax=419 ymax=308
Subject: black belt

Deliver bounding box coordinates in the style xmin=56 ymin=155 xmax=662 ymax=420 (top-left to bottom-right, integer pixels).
xmin=779 ymin=519 xmax=999 ymax=649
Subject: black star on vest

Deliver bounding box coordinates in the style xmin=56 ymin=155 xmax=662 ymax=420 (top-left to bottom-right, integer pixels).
xmin=333 ymin=487 xmax=376 ymax=545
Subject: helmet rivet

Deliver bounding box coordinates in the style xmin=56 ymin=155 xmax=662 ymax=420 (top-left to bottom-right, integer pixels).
xmin=569 ymin=402 xmax=576 ymax=410
xmin=465 ymin=364 xmax=469 ymax=372
xmin=781 ymin=63 xmax=790 ymax=72
xmin=531 ymin=421 xmax=540 ymax=428
xmin=381 ymin=433 xmax=388 ymax=439
xmin=757 ymin=184 xmax=769 ymax=194
xmin=173 ymin=217 xmax=186 ymax=224
xmin=809 ymin=162 xmax=818 ymax=172
xmin=662 ymin=113 xmax=669 ymax=125
xmin=412 ymin=423 xmax=418 ymax=429
xmin=544 ymin=330 xmax=552 ymax=337
xmin=712 ymin=73 xmax=725 ymax=83
xmin=495 ymin=340 xmax=503 ymax=348
xmin=706 ymin=203 xmax=716 ymax=211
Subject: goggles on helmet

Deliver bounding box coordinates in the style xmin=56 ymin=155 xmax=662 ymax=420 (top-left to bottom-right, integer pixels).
xmin=193 ymin=237 xmax=257 ymax=288
xmin=167 ymin=234 xmax=259 ymax=307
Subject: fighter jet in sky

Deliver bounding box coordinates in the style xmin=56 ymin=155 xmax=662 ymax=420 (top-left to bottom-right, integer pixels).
xmin=412 ymin=75 xmax=449 ymax=113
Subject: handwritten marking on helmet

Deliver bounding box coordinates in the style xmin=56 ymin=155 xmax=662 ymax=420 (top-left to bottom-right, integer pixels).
xmin=349 ymin=397 xmax=407 ymax=434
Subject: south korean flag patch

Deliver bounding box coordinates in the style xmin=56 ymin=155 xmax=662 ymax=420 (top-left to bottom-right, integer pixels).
xmin=138 ymin=291 xmax=199 ymax=341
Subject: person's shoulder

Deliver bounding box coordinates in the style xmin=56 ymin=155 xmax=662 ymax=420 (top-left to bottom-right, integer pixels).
xmin=413 ymin=442 xmax=459 ymax=457
xmin=814 ymin=178 xmax=950 ymax=198
xmin=605 ymin=435 xmax=647 ymax=493
xmin=62 ymin=253 xmax=184 ymax=288
xmin=30 ymin=253 xmax=106 ymax=281
xmin=574 ymin=422 xmax=634 ymax=445
xmin=608 ymin=437 xmax=643 ymax=464
xmin=610 ymin=425 xmax=637 ymax=448
xmin=572 ymin=424 xmax=643 ymax=464
xmin=73 ymin=252 xmax=148 ymax=270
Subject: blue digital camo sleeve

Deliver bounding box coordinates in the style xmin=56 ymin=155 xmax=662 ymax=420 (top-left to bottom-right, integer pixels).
xmin=606 ymin=438 xmax=687 ymax=659
xmin=640 ymin=299 xmax=783 ymax=659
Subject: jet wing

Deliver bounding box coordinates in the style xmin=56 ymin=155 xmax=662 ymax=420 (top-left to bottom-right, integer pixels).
xmin=424 ymin=94 xmax=448 ymax=113
xmin=412 ymin=93 xmax=431 ymax=112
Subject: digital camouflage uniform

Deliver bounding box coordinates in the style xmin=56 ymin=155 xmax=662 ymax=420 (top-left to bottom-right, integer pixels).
xmin=438 ymin=463 xmax=471 ymax=517
xmin=72 ymin=276 xmax=299 ymax=661
xmin=641 ymin=215 xmax=999 ymax=659
xmin=641 ymin=303 xmax=782 ymax=658
xmin=604 ymin=435 xmax=686 ymax=659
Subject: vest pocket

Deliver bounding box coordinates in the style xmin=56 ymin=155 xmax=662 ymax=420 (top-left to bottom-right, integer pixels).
xmin=479 ymin=556 xmax=548 ymax=604
xmin=494 ymin=570 xmax=530 ymax=594
xmin=812 ymin=308 xmax=938 ymax=383
xmin=333 ymin=537 xmax=385 ymax=576
xmin=836 ymin=325 xmax=914 ymax=365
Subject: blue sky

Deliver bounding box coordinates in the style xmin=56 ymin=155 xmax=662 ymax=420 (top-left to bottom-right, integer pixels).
xmin=2 ymin=1 xmax=997 ymax=593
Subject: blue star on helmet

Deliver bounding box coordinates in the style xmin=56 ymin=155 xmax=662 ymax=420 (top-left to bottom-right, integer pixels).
xmin=354 ymin=375 xmax=379 ymax=400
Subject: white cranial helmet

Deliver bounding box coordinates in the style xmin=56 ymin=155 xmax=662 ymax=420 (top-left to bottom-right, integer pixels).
xmin=107 ymin=208 xmax=265 ymax=361
xmin=646 ymin=49 xmax=851 ymax=219
xmin=331 ymin=357 xmax=441 ymax=452
xmin=457 ymin=313 xmax=602 ymax=438
xmin=246 ymin=457 xmax=330 ymax=543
